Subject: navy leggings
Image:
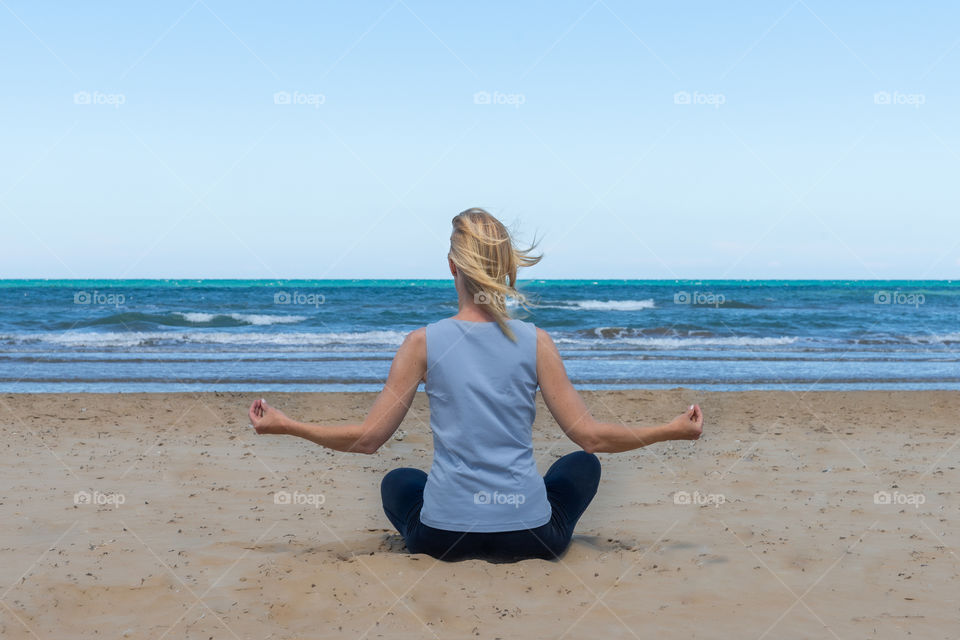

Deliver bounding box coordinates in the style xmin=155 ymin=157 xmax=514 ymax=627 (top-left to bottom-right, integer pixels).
xmin=380 ymin=451 xmax=601 ymax=562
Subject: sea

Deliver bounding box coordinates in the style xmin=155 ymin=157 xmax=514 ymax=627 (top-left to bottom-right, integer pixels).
xmin=0 ymin=279 xmax=957 ymax=392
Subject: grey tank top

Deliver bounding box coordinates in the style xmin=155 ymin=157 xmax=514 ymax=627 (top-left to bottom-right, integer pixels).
xmin=419 ymin=317 xmax=552 ymax=532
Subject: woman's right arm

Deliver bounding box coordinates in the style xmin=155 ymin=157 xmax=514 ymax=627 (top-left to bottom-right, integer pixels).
xmin=535 ymin=328 xmax=703 ymax=453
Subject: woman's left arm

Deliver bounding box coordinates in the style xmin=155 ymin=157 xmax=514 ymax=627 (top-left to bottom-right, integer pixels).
xmin=248 ymin=328 xmax=427 ymax=454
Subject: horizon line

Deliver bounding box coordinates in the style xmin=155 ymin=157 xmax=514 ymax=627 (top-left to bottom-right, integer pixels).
xmin=0 ymin=277 xmax=955 ymax=283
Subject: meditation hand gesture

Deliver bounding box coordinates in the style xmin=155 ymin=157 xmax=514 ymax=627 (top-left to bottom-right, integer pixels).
xmin=670 ymin=404 xmax=704 ymax=440
xmin=248 ymin=398 xmax=291 ymax=435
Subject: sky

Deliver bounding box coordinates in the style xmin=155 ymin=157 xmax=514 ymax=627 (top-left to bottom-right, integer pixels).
xmin=1 ymin=1 xmax=958 ymax=279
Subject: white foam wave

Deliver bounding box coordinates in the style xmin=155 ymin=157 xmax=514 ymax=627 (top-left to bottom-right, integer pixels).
xmin=175 ymin=312 xmax=216 ymax=323
xmin=173 ymin=312 xmax=307 ymax=325
xmin=541 ymin=299 xmax=656 ymax=311
xmin=229 ymin=313 xmax=308 ymax=326
xmin=556 ymin=335 xmax=799 ymax=348
xmin=907 ymin=332 xmax=960 ymax=345
xmin=6 ymin=330 xmax=407 ymax=348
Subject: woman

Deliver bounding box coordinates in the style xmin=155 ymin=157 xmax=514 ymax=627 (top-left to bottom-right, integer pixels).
xmin=248 ymin=208 xmax=704 ymax=562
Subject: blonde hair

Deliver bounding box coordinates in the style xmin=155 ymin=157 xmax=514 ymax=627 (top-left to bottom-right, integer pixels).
xmin=448 ymin=208 xmax=542 ymax=341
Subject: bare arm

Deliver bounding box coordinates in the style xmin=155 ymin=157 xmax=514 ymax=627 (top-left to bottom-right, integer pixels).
xmin=248 ymin=328 xmax=427 ymax=454
xmin=536 ymin=328 xmax=703 ymax=453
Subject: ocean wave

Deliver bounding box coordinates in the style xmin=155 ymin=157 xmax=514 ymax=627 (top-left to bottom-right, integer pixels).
xmin=705 ymin=300 xmax=762 ymax=309
xmin=577 ymin=326 xmax=711 ymax=340
xmin=906 ymin=332 xmax=960 ymax=345
xmin=72 ymin=311 xmax=308 ymax=329
xmin=555 ymin=335 xmax=799 ymax=348
xmin=1 ymin=330 xmax=408 ymax=349
xmin=173 ymin=312 xmax=308 ymax=326
xmin=540 ymin=299 xmax=657 ymax=311
xmin=857 ymin=332 xmax=960 ymax=346
xmin=3 ymin=329 xmax=955 ymax=351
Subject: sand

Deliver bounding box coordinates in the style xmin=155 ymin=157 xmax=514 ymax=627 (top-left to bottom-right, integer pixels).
xmin=0 ymin=389 xmax=957 ymax=639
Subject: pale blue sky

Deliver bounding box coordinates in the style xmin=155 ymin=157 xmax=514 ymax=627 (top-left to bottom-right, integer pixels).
xmin=1 ymin=1 xmax=958 ymax=279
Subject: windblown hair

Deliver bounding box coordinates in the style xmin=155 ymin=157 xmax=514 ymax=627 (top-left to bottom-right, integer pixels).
xmin=448 ymin=208 xmax=542 ymax=341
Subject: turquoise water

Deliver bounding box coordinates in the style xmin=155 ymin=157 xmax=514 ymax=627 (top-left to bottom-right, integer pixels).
xmin=0 ymin=279 xmax=957 ymax=392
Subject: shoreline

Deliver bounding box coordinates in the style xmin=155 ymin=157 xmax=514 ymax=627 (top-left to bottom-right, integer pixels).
xmin=5 ymin=383 xmax=960 ymax=394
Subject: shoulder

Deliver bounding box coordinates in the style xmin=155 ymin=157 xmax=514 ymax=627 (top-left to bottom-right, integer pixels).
xmin=510 ymin=317 xmax=537 ymax=333
xmin=502 ymin=318 xmax=537 ymax=344
xmin=404 ymin=327 xmax=427 ymax=346
xmin=397 ymin=327 xmax=427 ymax=370
xmin=535 ymin=327 xmax=560 ymax=355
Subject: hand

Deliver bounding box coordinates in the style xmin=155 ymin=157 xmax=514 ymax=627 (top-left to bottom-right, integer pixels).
xmin=248 ymin=398 xmax=291 ymax=435
xmin=670 ymin=404 xmax=704 ymax=440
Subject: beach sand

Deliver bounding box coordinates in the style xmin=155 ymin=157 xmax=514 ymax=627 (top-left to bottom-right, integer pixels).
xmin=1 ymin=390 xmax=957 ymax=639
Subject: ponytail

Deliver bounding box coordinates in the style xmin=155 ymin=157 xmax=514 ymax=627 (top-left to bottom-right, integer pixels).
xmin=448 ymin=208 xmax=542 ymax=341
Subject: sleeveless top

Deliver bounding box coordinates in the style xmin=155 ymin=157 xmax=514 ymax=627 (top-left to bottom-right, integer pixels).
xmin=419 ymin=317 xmax=552 ymax=532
